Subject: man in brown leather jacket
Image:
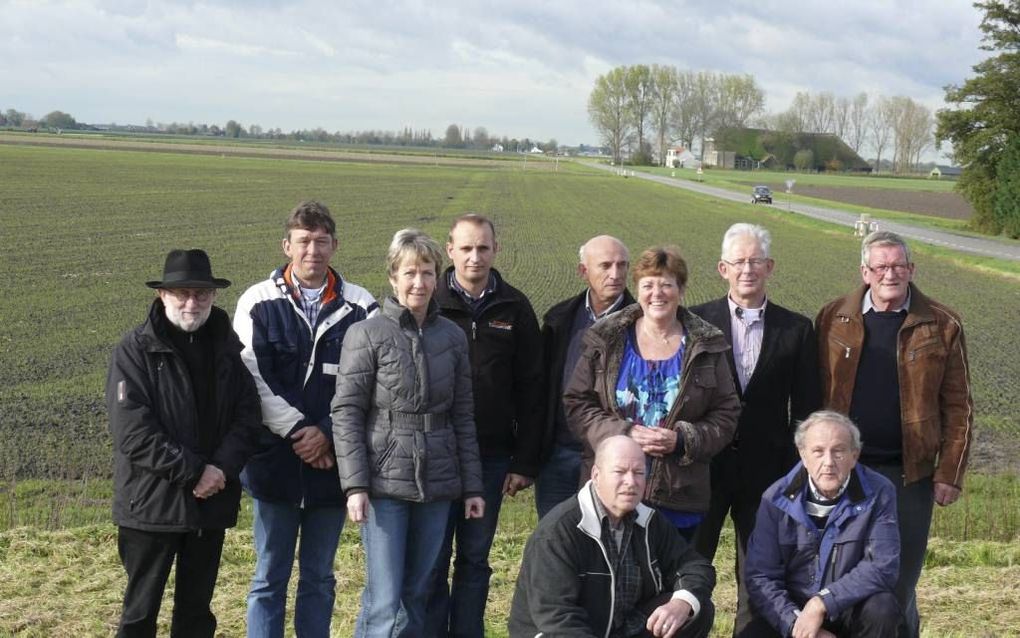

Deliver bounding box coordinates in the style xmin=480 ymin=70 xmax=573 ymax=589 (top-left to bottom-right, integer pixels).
xmin=815 ymin=230 xmax=973 ymax=638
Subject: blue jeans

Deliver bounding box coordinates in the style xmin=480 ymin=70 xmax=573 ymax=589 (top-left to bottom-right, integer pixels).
xmin=534 ymin=444 xmax=582 ymax=519
xmin=426 ymin=456 xmax=510 ymax=638
xmin=246 ymin=499 xmax=344 ymax=638
xmin=869 ymin=464 xmax=933 ymax=638
xmin=355 ymin=498 xmax=451 ymax=638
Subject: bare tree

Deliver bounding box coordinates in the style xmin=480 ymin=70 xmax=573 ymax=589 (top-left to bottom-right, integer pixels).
xmin=588 ymin=67 xmax=631 ymax=164
xmin=650 ymin=65 xmax=679 ymax=165
xmin=807 ymin=91 xmax=836 ymax=134
xmin=868 ymin=96 xmax=895 ymax=172
xmin=670 ymin=69 xmax=699 ymax=151
xmin=889 ymin=97 xmax=933 ymax=172
xmin=848 ymin=92 xmax=869 ymax=153
xmin=625 ymin=65 xmax=656 ymax=163
xmin=833 ymin=96 xmax=851 ymax=141
xmin=785 ymin=92 xmax=811 ymax=134
xmin=716 ymin=74 xmax=766 ymax=129
xmin=691 ymin=71 xmax=720 ymax=160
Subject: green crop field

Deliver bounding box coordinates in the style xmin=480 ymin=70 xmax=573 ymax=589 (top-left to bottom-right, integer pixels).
xmin=1 ymin=140 xmax=1018 ymax=636
xmin=1 ymin=141 xmax=1016 ymax=481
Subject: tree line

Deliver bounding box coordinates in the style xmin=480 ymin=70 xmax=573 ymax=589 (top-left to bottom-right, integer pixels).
xmin=587 ymin=64 xmax=935 ymax=173
xmin=1 ymin=108 xmax=561 ymax=154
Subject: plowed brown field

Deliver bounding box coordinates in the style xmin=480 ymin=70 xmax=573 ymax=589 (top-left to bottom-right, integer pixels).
xmin=766 ymin=183 xmax=974 ymax=220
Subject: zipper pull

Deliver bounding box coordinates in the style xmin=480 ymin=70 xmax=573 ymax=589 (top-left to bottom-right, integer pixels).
xmin=471 ymin=320 xmax=477 ymax=341
xmin=844 ymin=346 xmax=851 ymax=359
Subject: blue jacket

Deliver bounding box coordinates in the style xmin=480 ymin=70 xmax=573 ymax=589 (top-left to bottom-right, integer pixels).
xmin=745 ymin=462 xmax=899 ymax=637
xmin=233 ymin=265 xmax=378 ymax=506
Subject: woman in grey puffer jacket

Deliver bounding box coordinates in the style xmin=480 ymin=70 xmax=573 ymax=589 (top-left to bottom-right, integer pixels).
xmin=332 ymin=228 xmax=484 ymax=638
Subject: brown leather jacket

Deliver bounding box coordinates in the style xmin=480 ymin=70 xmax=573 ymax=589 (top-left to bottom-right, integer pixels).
xmin=563 ymin=304 xmax=740 ymax=513
xmin=815 ymin=284 xmax=973 ymax=487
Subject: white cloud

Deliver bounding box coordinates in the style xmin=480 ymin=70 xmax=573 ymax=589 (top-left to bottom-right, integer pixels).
xmin=0 ymin=0 xmax=989 ymax=148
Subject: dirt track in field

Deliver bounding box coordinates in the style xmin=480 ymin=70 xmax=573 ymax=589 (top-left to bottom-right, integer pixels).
xmin=771 ymin=184 xmax=974 ymax=220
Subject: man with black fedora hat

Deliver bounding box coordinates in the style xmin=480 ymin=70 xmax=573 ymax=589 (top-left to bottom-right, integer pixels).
xmin=107 ymin=248 xmax=261 ymax=637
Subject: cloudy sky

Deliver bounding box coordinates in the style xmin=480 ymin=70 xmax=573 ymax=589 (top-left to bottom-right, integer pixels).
xmin=0 ymin=0 xmax=989 ymax=152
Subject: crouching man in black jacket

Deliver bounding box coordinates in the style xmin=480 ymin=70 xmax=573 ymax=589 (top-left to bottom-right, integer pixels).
xmin=106 ymin=249 xmax=261 ymax=637
xmin=509 ymin=435 xmax=715 ymax=638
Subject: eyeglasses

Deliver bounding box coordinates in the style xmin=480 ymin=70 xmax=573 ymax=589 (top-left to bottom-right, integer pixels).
xmin=164 ymin=288 xmax=215 ymax=302
xmin=865 ymin=263 xmax=911 ymax=277
xmin=722 ymin=258 xmax=769 ymax=270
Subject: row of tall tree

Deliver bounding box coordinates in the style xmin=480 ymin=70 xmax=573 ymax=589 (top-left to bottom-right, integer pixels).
xmin=588 ymin=65 xmax=766 ymax=165
xmin=765 ymin=91 xmax=934 ymax=173
xmin=587 ymin=66 xmax=936 ymax=173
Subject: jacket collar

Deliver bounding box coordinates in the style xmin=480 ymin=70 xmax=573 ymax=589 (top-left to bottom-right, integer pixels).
xmin=140 ymin=298 xmax=234 ymax=353
xmin=546 ymin=288 xmax=636 ymax=328
xmin=835 ymin=283 xmax=935 ymax=330
xmin=381 ymin=295 xmax=440 ymax=328
xmin=576 ymin=479 xmax=654 ymax=539
xmin=274 ymin=264 xmax=345 ymax=309
xmin=588 ymin=302 xmax=729 ymax=354
xmin=781 ymin=463 xmax=868 ymax=506
xmin=435 ymin=266 xmax=512 ymax=311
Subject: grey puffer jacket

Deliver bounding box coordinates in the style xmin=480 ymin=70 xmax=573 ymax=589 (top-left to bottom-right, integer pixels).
xmin=332 ymin=296 xmax=483 ymax=502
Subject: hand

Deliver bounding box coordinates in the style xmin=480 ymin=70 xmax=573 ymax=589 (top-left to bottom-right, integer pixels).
xmin=646 ymin=598 xmax=692 ymax=637
xmin=290 ymin=426 xmax=331 ymax=465
xmin=934 ymin=481 xmax=961 ymax=507
xmin=503 ymin=473 xmax=533 ymax=497
xmin=309 ymin=454 xmax=335 ymax=470
xmin=630 ymin=424 xmax=679 ymax=457
xmin=791 ymin=596 xmax=826 ymax=638
xmin=464 ymin=496 xmax=485 ymax=519
xmin=347 ymin=492 xmax=369 ymax=524
xmin=192 ymin=465 xmax=226 ymax=499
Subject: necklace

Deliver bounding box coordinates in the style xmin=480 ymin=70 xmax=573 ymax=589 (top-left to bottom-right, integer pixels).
xmin=641 ymin=318 xmax=681 ymax=344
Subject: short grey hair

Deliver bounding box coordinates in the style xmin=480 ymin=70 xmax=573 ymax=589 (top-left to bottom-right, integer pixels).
xmin=861 ymin=230 xmax=911 ymax=267
xmin=721 ymin=223 xmax=771 ymax=259
xmin=794 ymin=410 xmax=862 ymax=452
xmin=387 ymin=228 xmax=444 ymax=275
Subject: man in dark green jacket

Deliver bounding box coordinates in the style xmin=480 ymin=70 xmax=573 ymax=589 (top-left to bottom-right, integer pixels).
xmin=509 ymin=436 xmax=715 ymax=638
xmin=107 ymin=249 xmax=261 ymax=638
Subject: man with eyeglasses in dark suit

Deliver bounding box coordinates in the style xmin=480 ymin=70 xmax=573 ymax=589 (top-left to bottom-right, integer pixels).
xmin=690 ymin=223 xmax=820 ymax=637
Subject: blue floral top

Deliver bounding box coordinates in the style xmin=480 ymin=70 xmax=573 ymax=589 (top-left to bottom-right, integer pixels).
xmin=614 ymin=324 xmax=703 ymax=530
xmin=615 ymin=326 xmax=684 ymax=427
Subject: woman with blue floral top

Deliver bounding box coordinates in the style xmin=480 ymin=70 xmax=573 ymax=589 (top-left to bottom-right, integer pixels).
xmin=564 ymin=245 xmax=740 ymax=540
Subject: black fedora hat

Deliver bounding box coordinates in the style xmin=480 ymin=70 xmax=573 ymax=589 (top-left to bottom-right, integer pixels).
xmin=146 ymin=249 xmax=231 ymax=289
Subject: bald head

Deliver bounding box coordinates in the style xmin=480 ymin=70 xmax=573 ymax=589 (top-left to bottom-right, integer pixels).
xmin=592 ymin=435 xmax=646 ymax=522
xmin=578 ymin=235 xmax=629 ymax=315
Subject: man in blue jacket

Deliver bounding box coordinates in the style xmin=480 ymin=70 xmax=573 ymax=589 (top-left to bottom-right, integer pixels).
xmin=234 ymin=201 xmax=378 ymax=638
xmin=744 ymin=411 xmax=900 ymax=638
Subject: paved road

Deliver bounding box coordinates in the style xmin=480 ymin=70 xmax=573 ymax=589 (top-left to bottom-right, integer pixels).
xmin=590 ymin=163 xmax=1020 ymax=262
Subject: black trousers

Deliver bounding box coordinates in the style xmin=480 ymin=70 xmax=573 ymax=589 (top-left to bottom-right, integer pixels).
xmin=739 ymin=591 xmax=900 ymax=638
xmin=693 ymin=446 xmax=763 ymax=637
xmin=116 ymin=526 xmax=226 ymax=638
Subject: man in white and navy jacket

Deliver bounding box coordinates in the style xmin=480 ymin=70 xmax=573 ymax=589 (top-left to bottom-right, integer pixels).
xmin=233 ymin=201 xmax=377 ymax=638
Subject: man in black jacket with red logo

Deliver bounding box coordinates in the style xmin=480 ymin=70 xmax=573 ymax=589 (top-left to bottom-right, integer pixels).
xmin=107 ymin=249 xmax=261 ymax=637
xmin=426 ymin=213 xmax=544 ymax=638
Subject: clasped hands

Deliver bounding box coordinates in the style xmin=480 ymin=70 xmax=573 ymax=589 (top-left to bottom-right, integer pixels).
xmin=630 ymin=424 xmax=679 ymax=458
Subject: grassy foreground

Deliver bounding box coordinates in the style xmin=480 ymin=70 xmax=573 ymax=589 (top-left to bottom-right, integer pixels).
xmin=1 ymin=488 xmax=1017 ymax=637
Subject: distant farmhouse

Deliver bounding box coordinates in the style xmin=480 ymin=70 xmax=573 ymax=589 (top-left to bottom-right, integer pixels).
xmin=705 ymin=127 xmax=871 ymax=172
xmin=929 ymin=165 xmax=963 ymax=179
xmin=664 ymin=146 xmax=701 ymax=169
